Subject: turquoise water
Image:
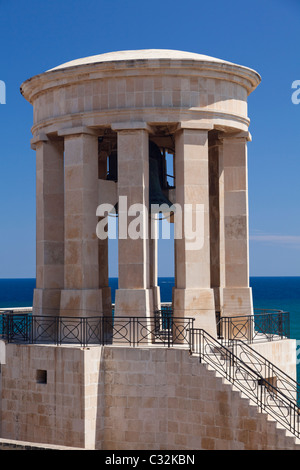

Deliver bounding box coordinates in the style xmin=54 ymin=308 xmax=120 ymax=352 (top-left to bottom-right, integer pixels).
xmin=250 ymin=277 xmax=300 ymax=341
xmin=0 ymin=277 xmax=299 ymax=341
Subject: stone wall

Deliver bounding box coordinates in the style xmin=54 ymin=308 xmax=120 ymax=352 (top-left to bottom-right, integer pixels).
xmin=252 ymin=339 xmax=297 ymax=381
xmin=0 ymin=344 xmax=92 ymax=448
xmin=98 ymin=347 xmax=300 ymax=450
xmin=0 ymin=343 xmax=299 ymax=450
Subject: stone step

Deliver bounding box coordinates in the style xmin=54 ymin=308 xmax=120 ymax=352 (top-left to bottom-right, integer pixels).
xmin=192 ymin=351 xmax=300 ymax=446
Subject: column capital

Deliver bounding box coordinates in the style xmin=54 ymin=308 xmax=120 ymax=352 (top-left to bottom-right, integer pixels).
xmin=218 ymin=130 xmax=252 ymax=143
xmin=175 ymin=120 xmax=214 ymax=133
xmin=31 ymin=132 xmax=49 ymax=150
xmin=57 ymin=126 xmax=99 ymax=138
xmin=111 ymin=121 xmax=153 ymax=133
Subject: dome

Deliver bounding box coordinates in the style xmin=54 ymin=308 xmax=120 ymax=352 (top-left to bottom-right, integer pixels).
xmin=20 ymin=49 xmax=261 ymax=107
xmin=47 ymin=49 xmax=235 ymax=72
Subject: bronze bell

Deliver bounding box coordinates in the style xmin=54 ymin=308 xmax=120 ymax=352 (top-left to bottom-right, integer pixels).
xmin=149 ymin=141 xmax=174 ymax=217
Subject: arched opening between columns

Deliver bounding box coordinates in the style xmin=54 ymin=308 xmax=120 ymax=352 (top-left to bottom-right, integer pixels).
xmin=98 ymin=127 xmax=177 ymax=317
xmin=98 ymin=132 xmax=118 ymax=315
xmin=149 ymin=131 xmax=176 ymax=311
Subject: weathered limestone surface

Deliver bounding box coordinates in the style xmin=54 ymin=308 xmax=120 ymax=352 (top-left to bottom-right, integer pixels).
xmin=221 ymin=133 xmax=253 ymax=316
xmin=0 ymin=343 xmax=299 ymax=451
xmin=173 ymin=125 xmax=216 ymax=335
xmin=21 ymin=50 xmax=261 ymax=322
xmin=114 ymin=125 xmax=153 ymax=317
xmin=33 ymin=138 xmax=64 ymax=316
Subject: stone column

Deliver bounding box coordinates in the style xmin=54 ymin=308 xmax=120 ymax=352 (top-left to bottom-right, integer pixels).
xmin=32 ymin=134 xmax=64 ymax=316
xmin=173 ymin=122 xmax=216 ymax=336
xmin=112 ymin=122 xmax=153 ymax=318
xmin=58 ymin=127 xmax=106 ymax=317
xmin=220 ymin=131 xmax=253 ymax=316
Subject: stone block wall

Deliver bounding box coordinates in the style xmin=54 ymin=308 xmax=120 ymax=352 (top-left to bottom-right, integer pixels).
xmin=98 ymin=347 xmax=300 ymax=450
xmin=0 ymin=343 xmax=299 ymax=450
xmin=0 ymin=344 xmax=90 ymax=448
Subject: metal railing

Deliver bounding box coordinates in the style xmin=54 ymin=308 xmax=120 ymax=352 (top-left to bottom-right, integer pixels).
xmin=0 ymin=313 xmax=194 ymax=348
xmin=190 ymin=328 xmax=300 ymax=439
xmin=216 ymin=309 xmax=290 ymax=345
xmin=230 ymin=339 xmax=300 ymax=404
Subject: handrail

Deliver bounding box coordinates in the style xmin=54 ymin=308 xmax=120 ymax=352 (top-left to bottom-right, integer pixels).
xmin=216 ymin=310 xmax=290 ymax=344
xmin=190 ymin=328 xmax=300 ymax=439
xmin=231 ymin=339 xmax=300 ymax=404
xmin=0 ymin=313 xmax=194 ymax=348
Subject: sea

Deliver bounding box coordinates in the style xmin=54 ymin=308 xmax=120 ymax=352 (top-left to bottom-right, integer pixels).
xmin=1 ymin=276 xmax=300 ymax=335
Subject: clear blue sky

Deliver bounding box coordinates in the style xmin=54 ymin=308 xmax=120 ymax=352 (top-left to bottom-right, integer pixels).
xmin=0 ymin=0 xmax=299 ymax=278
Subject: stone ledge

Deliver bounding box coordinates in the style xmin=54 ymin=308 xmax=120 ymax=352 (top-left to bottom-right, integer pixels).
xmin=0 ymin=438 xmax=83 ymax=451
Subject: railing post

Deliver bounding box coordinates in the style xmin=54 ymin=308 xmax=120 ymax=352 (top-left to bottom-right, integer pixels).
xmin=57 ymin=316 xmax=61 ymax=345
xmin=54 ymin=316 xmax=58 ymax=345
xmin=101 ymin=315 xmax=105 ymax=345
xmin=216 ymin=311 xmax=221 ymax=339
xmin=199 ymin=330 xmax=202 ymax=363
xmin=287 ymin=312 xmax=291 ymax=339
xmin=188 ymin=320 xmax=194 ymax=352
xmin=258 ymin=379 xmax=262 ymax=411
xmin=278 ymin=312 xmax=283 ymax=339
xmin=29 ymin=314 xmax=33 ymax=344
xmin=226 ymin=317 xmax=230 ymax=346
xmin=168 ymin=317 xmax=172 ymax=348
xmin=131 ymin=318 xmax=135 ymax=347
xmin=296 ymin=405 xmax=299 ymax=439
xmin=8 ymin=315 xmax=13 ymax=343
xmin=82 ymin=317 xmax=87 ymax=347
xmin=189 ymin=326 xmax=192 ymax=353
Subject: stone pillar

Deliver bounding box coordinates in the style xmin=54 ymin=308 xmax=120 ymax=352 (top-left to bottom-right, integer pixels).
xmin=58 ymin=127 xmax=106 ymax=317
xmin=32 ymin=134 xmax=64 ymax=316
xmin=112 ymin=122 xmax=153 ymax=317
xmin=220 ymin=131 xmax=253 ymax=316
xmin=173 ymin=122 xmax=216 ymax=336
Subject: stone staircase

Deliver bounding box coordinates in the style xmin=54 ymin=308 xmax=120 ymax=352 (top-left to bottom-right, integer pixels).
xmin=190 ymin=328 xmax=300 ymax=448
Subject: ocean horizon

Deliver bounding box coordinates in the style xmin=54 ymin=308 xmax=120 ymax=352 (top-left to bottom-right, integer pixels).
xmin=0 ymin=276 xmax=299 ymax=330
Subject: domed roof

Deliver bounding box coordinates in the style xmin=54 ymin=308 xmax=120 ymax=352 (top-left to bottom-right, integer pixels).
xmin=47 ymin=49 xmax=234 ymax=72
xmin=20 ymin=49 xmax=261 ymax=104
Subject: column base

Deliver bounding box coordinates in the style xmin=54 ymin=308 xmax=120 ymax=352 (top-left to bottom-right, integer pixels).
xmin=60 ymin=288 xmax=111 ymax=317
xmin=212 ymin=287 xmax=223 ymax=313
xmin=222 ymin=287 xmax=253 ymax=317
xmin=173 ymin=287 xmax=217 ymax=337
xmin=101 ymin=287 xmax=113 ymax=317
xmin=152 ymin=286 xmax=161 ymax=311
xmin=114 ymin=289 xmax=154 ymax=317
xmin=33 ymin=288 xmax=61 ymax=316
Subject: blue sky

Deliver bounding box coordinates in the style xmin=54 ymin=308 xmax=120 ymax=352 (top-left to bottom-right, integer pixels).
xmin=0 ymin=0 xmax=299 ymax=278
